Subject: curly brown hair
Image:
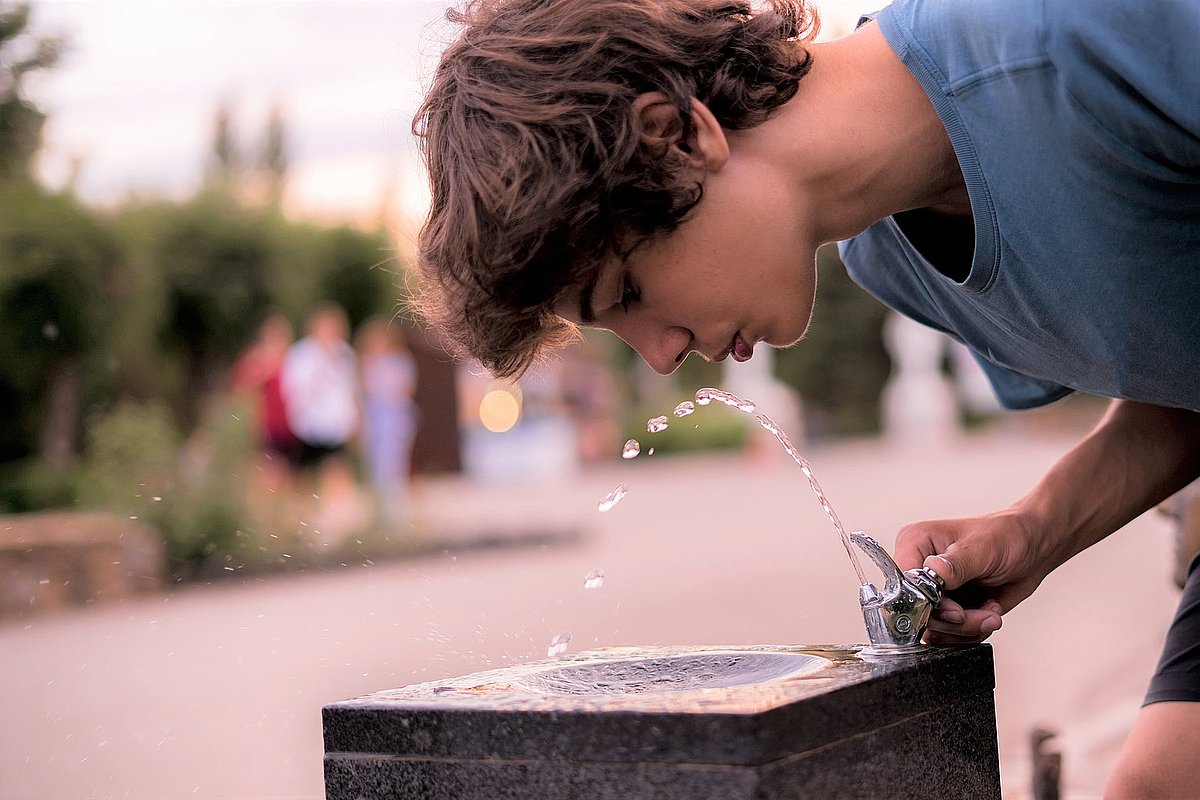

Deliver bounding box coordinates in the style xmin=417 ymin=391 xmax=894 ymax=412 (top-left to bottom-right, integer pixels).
xmin=412 ymin=0 xmax=819 ymax=377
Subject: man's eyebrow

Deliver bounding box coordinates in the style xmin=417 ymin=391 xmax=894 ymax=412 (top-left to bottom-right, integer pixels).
xmin=578 ymin=273 xmax=598 ymax=324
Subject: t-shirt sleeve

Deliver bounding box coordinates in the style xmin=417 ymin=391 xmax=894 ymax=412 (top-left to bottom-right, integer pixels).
xmin=967 ymin=349 xmax=1074 ymax=410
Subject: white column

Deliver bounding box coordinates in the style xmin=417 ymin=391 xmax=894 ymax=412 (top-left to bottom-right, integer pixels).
xmin=880 ymin=311 xmax=960 ymax=446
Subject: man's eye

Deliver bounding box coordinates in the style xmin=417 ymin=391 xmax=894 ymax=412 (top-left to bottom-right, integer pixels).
xmin=619 ymin=278 xmax=641 ymax=311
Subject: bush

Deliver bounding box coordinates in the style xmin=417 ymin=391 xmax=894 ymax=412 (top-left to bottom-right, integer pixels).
xmin=0 ymin=458 xmax=77 ymax=513
xmin=76 ymin=402 xmax=180 ymax=512
xmin=75 ymin=399 xmax=254 ymax=579
xmin=621 ymin=401 xmax=749 ymax=456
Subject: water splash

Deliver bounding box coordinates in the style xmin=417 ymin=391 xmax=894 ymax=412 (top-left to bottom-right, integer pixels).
xmin=695 ymin=387 xmax=757 ymax=414
xmin=597 ymin=483 xmax=628 ymax=512
xmin=694 ymin=387 xmax=868 ymax=586
xmin=583 ymin=569 xmax=605 ymax=590
xmin=673 ymin=401 xmax=695 ymax=417
xmin=646 ymin=416 xmax=669 ymax=433
xmin=622 ymin=439 xmax=641 ymax=459
xmin=547 ymin=631 xmax=572 ymax=657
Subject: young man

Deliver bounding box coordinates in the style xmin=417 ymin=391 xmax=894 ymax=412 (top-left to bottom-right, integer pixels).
xmin=412 ymin=0 xmax=1200 ymax=794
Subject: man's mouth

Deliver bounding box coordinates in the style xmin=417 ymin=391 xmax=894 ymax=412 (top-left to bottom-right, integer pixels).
xmin=731 ymin=332 xmax=754 ymax=362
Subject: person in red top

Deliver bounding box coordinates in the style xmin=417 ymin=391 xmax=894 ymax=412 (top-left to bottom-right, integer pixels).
xmin=229 ymin=311 xmax=302 ymax=490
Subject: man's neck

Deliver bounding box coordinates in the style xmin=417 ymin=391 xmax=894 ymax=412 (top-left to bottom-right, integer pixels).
xmin=751 ymin=21 xmax=970 ymax=245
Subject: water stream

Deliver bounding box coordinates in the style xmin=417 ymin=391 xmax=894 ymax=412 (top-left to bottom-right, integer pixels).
xmin=572 ymin=386 xmax=870 ymax=657
xmin=692 ymin=387 xmax=868 ymax=586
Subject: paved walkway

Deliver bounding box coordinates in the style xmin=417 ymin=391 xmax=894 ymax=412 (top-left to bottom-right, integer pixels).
xmin=0 ymin=421 xmax=1181 ymax=799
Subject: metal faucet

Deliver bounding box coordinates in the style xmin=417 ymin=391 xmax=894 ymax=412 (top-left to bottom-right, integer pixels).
xmin=851 ymin=531 xmax=945 ymax=650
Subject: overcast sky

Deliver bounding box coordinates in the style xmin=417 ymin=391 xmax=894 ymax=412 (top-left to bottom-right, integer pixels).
xmin=26 ymin=0 xmax=869 ymax=228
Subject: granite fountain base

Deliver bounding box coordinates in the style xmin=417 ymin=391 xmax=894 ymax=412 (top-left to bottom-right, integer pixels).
xmin=323 ymin=643 xmax=1000 ymax=799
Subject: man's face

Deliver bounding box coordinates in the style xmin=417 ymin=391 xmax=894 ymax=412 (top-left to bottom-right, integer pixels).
xmin=557 ymin=155 xmax=820 ymax=375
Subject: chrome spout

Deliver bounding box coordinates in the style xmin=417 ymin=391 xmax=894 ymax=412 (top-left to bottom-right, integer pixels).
xmin=851 ymin=531 xmax=944 ymax=650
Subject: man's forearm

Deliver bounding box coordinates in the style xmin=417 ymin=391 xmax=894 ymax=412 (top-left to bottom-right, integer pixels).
xmin=1015 ymin=399 xmax=1200 ymax=569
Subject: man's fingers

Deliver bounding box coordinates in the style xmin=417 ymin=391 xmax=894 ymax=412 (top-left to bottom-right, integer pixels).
xmin=933 ymin=596 xmax=966 ymax=624
xmin=925 ymin=607 xmax=1002 ymax=639
xmin=924 ymin=628 xmax=991 ymax=645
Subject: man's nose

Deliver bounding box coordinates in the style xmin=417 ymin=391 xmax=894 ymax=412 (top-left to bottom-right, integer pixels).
xmin=612 ymin=320 xmax=692 ymax=376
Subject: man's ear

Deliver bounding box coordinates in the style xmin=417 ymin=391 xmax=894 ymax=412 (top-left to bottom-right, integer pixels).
xmin=632 ymin=92 xmax=729 ymax=174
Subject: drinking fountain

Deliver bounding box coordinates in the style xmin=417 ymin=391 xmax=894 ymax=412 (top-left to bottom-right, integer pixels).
xmin=323 ymin=534 xmax=1000 ymax=798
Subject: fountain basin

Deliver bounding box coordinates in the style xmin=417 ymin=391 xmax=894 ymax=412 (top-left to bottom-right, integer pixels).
xmin=514 ymin=648 xmax=830 ymax=696
xmin=323 ymin=643 xmax=1000 ymax=799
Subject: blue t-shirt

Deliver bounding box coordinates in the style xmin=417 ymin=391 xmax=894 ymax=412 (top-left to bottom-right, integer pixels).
xmin=839 ymin=0 xmax=1200 ymax=410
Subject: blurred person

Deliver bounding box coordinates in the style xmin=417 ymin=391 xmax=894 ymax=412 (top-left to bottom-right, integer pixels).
xmin=560 ymin=338 xmax=621 ymax=463
xmin=355 ymin=317 xmax=419 ymax=524
xmin=281 ymin=302 xmax=366 ymax=539
xmin=410 ymin=0 xmax=1200 ymax=795
xmin=229 ymin=311 xmax=301 ymax=497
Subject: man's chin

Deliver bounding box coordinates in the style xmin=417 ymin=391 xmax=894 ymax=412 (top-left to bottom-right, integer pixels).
xmin=771 ymin=320 xmax=812 ymax=350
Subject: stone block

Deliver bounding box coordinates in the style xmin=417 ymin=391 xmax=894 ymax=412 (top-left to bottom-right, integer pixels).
xmin=324 ymin=643 xmax=1000 ymax=799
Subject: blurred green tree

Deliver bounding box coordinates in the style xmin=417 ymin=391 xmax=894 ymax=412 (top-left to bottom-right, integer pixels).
xmin=0 ymin=1 xmax=65 ymax=181
xmin=205 ymin=101 xmax=240 ymax=190
xmin=155 ymin=196 xmax=275 ymax=421
xmin=0 ymin=181 xmax=119 ymax=470
xmin=106 ymin=195 xmax=398 ymax=431
xmin=774 ymin=245 xmax=892 ymax=439
xmin=258 ymin=103 xmax=288 ymax=208
xmin=1 ymin=0 xmax=110 ymax=471
xmin=316 ymin=224 xmax=398 ymax=329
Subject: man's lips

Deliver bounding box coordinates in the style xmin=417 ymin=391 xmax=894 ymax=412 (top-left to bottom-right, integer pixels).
xmin=708 ymin=333 xmax=754 ymax=363
xmin=731 ymin=332 xmax=754 ymax=362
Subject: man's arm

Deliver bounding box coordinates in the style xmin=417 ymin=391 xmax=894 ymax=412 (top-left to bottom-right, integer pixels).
xmin=894 ymin=399 xmax=1200 ymax=642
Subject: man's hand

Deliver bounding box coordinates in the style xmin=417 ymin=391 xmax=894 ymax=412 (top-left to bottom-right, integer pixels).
xmin=895 ymin=401 xmax=1200 ymax=645
xmin=894 ymin=509 xmax=1052 ymax=643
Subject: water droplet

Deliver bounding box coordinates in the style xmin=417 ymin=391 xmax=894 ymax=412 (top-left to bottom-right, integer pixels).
xmin=694 ymin=387 xmax=755 ymax=413
xmin=621 ymin=439 xmax=641 ymax=459
xmin=547 ymin=631 xmax=572 ymax=657
xmin=152 ymin=496 xmax=163 ymax=502
xmin=597 ymin=484 xmax=627 ymax=512
xmin=647 ymin=447 xmax=655 ymax=456
xmin=583 ymin=569 xmax=605 ymax=589
xmin=646 ymin=416 xmax=669 ymax=433
xmin=673 ymin=401 xmax=695 ymax=417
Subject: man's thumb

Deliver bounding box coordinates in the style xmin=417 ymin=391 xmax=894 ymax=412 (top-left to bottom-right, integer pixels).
xmin=923 ymin=548 xmax=972 ymax=591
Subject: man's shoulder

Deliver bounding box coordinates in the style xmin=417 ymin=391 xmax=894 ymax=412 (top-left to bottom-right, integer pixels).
xmin=875 ymin=0 xmax=1043 ymax=84
xmin=1040 ymin=0 xmax=1188 ymax=50
xmin=1041 ymin=0 xmax=1200 ymax=162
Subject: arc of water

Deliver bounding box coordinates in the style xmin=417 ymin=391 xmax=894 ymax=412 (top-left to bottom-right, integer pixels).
xmin=695 ymin=387 xmax=869 ymax=586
